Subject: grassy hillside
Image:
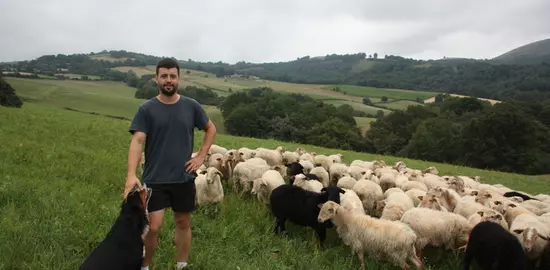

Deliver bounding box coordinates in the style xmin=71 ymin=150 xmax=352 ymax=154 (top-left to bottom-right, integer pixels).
xmin=2 ymin=103 xmax=549 ymax=270
xmin=3 ymin=77 xmax=226 ymax=134
xmin=492 ymin=38 xmax=550 ymax=65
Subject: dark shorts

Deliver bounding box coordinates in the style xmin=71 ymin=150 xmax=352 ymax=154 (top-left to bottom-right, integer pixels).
xmin=146 ymin=181 xmax=196 ymax=213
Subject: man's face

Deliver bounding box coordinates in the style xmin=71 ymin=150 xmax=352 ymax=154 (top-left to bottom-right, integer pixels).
xmin=156 ymin=67 xmax=179 ymax=96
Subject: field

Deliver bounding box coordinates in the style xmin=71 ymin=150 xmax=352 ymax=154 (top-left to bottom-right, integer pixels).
xmin=376 ymin=100 xmax=425 ymax=110
xmin=111 ymin=65 xmax=438 ymax=108
xmin=2 ymin=102 xmax=549 ymax=269
xmin=354 ymin=117 xmax=377 ymax=136
xmin=4 ymin=77 xmax=226 ymax=134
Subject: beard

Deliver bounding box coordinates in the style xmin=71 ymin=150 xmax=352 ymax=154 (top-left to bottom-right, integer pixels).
xmin=159 ymin=83 xmax=178 ymax=96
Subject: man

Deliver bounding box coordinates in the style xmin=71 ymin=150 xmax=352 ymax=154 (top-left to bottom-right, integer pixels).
xmin=123 ymin=58 xmax=217 ymax=270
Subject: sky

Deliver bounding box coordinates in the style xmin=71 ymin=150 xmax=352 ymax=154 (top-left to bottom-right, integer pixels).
xmin=1 ymin=0 xmax=550 ymax=64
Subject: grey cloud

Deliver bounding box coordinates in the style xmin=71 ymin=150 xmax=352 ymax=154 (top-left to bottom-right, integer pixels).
xmin=0 ymin=0 xmax=549 ymax=63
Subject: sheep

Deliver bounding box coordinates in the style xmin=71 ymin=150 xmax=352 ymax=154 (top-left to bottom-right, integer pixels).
xmin=313 ymin=154 xmax=333 ymax=172
xmin=378 ymin=172 xmax=397 ymax=192
xmin=237 ymin=147 xmax=256 ymax=161
xmin=347 ymin=165 xmax=369 ymax=181
xmin=285 ymin=162 xmax=304 ymax=179
xmin=208 ymin=144 xmax=227 ymax=155
xmin=328 ymin=153 xmax=344 ymax=163
xmin=417 ymin=194 xmax=448 ymax=212
xmin=400 ymin=207 xmax=472 ymax=259
xmin=421 ymin=166 xmax=439 ymax=175
xmin=467 ymin=209 xmax=509 ymax=230
xmin=352 ymin=179 xmax=384 ymax=215
xmin=404 ymin=189 xmax=426 ymax=207
xmin=317 ymin=201 xmax=423 ymax=270
xmin=519 ymin=200 xmax=550 ymax=216
xmin=422 ymin=173 xmax=448 ymax=189
xmin=293 ymin=173 xmax=323 ymax=193
xmin=298 ymin=159 xmax=314 ymax=174
xmin=426 ymin=186 xmax=461 ymax=212
xmin=509 ymin=213 xmax=550 ymax=261
xmin=254 ymin=147 xmax=284 ymax=166
xmin=453 ymin=198 xmax=493 ymax=219
xmin=251 ymin=169 xmax=286 ymax=205
xmin=232 ymin=160 xmax=271 ymax=196
xmin=394 ymin=171 xmax=409 ymax=188
xmin=462 ymin=221 xmax=529 ymax=270
xmin=309 ymin=166 xmax=329 ymax=188
xmin=329 ymin=163 xmax=349 ymax=184
xmin=384 ymin=187 xmax=404 ymax=198
xmin=194 ymin=167 xmax=224 ymax=206
xmin=493 ymin=199 xmax=536 ymax=225
xmin=270 ymin=185 xmax=345 ymax=246
xmin=400 ymin=181 xmax=428 ymax=192
xmin=282 ymin=151 xmax=300 ymax=165
xmin=375 ymin=192 xmax=414 ymax=221
xmin=336 ymin=175 xmax=357 ymax=190
xmin=339 ymin=188 xmax=365 ymax=215
xmin=299 ymin=152 xmax=314 ymax=164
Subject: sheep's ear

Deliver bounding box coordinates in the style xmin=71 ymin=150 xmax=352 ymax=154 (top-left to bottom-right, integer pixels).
xmin=317 ymin=203 xmax=324 ymax=209
xmin=216 ymin=170 xmax=223 ymax=177
xmin=513 ymin=229 xmax=524 ymax=234
xmin=494 ymin=214 xmax=502 ymax=221
xmin=484 ymin=193 xmax=492 ymax=198
xmin=477 ymin=211 xmax=484 ymax=217
xmin=471 ymin=191 xmax=479 ymax=196
xmin=199 ymin=170 xmax=207 ymax=175
xmin=537 ymin=234 xmax=549 ymax=241
xmin=418 ymin=196 xmax=424 ymax=201
xmin=509 ymin=203 xmax=517 ymax=208
xmin=429 ymin=197 xmax=437 ymax=203
xmin=494 ymin=200 xmax=502 ymax=205
xmin=320 ymin=187 xmax=326 ymax=192
xmin=339 ymin=188 xmax=346 ymax=194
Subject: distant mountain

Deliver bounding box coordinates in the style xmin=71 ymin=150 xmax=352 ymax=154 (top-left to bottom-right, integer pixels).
xmin=492 ymin=38 xmax=550 ymax=65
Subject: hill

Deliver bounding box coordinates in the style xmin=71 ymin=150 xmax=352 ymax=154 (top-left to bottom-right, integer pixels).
xmin=2 ymin=102 xmax=549 ymax=269
xmin=3 ymin=47 xmax=550 ymax=103
xmin=492 ymin=38 xmax=550 ymax=65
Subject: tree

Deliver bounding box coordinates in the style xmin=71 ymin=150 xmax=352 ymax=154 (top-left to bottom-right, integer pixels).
xmin=126 ymin=70 xmax=138 ymax=87
xmin=0 ymin=77 xmax=23 ymax=108
xmin=381 ymin=96 xmax=388 ymax=102
xmin=363 ymin=97 xmax=372 ymax=105
xmin=373 ymin=53 xmax=378 ymax=59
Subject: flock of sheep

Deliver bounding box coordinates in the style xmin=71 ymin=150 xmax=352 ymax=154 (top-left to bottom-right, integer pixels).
xmin=143 ymin=144 xmax=550 ymax=269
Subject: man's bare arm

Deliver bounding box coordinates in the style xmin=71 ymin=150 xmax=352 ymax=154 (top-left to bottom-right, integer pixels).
xmin=196 ymin=120 xmax=216 ymax=159
xmin=127 ymin=131 xmax=146 ymax=177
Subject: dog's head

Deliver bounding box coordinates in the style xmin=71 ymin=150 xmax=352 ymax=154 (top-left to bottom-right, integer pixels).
xmin=125 ymin=184 xmax=152 ymax=214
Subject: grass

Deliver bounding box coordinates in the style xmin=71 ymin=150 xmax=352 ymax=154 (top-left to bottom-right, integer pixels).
xmin=375 ymin=100 xmax=424 ymax=110
xmin=321 ymin=85 xmax=438 ymax=101
xmin=354 ymin=117 xmax=377 ymax=135
xmin=2 ymin=102 xmax=549 ymax=269
xmin=324 ymin=99 xmax=391 ymax=115
xmin=4 ymin=77 xmax=226 ymax=134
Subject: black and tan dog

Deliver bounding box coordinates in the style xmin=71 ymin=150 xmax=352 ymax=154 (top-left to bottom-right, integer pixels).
xmin=80 ymin=184 xmax=152 ymax=270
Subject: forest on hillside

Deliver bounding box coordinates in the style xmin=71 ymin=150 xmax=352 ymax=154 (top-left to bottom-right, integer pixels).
xmin=2 ymin=50 xmax=550 ymax=102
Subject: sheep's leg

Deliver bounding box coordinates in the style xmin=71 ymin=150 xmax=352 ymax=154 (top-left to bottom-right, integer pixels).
xmin=274 ymin=218 xmax=286 ymax=234
xmin=408 ymin=246 xmax=423 ymax=269
xmin=314 ymin=227 xmax=326 ymax=248
xmin=355 ymin=249 xmax=366 ymax=270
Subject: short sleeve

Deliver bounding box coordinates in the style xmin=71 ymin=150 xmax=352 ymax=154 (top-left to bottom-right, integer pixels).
xmin=194 ymin=101 xmax=209 ymax=130
xmin=129 ymin=106 xmax=148 ymax=135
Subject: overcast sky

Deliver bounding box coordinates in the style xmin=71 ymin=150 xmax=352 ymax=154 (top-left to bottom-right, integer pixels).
xmin=1 ymin=0 xmax=549 ymax=63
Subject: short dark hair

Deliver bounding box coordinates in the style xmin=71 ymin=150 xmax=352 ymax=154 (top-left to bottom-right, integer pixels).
xmin=156 ymin=58 xmax=180 ymax=75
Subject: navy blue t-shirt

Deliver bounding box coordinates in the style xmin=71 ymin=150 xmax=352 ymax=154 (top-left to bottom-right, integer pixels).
xmin=129 ymin=95 xmax=209 ymax=184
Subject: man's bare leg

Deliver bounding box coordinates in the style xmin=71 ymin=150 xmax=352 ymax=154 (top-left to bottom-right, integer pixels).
xmin=142 ymin=209 xmax=165 ymax=268
xmin=173 ymin=212 xmax=192 ymax=263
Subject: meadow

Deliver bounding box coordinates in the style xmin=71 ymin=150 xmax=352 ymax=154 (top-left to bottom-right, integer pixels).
xmin=1 ymin=102 xmax=549 ymax=270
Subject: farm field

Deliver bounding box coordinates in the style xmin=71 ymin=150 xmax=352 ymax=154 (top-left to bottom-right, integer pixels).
xmin=111 ymin=65 xmax=438 ymax=107
xmin=1 ymin=103 xmax=549 ymax=270
xmin=3 ymin=77 xmax=226 ymax=134
xmin=354 ymin=117 xmax=377 ymax=135
xmin=376 ymin=100 xmax=425 ymax=110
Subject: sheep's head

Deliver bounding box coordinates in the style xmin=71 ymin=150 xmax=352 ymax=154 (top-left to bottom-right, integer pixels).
xmin=317 ymin=201 xmax=340 ymax=223
xmin=477 ymin=210 xmax=504 ymax=225
xmin=275 ymin=146 xmax=285 ymax=154
xmin=447 ymin=177 xmax=465 ymax=195
xmin=206 ymin=167 xmax=223 ymax=184
xmin=475 ymin=191 xmax=492 ymax=205
xmin=373 ymin=200 xmax=386 ymax=217
xmin=320 ymin=186 xmax=345 ymax=204
xmin=421 ymin=166 xmax=439 ymax=175
xmin=492 ymin=200 xmax=516 ymax=215
xmin=455 ymin=224 xmax=473 ymax=250
xmin=295 ymin=147 xmax=306 ymax=156
xmin=513 ymin=227 xmax=549 ymax=252
xmin=271 ymin=165 xmax=287 ymax=177
xmin=510 ymin=196 xmax=524 ymax=203
xmin=392 ymin=161 xmax=407 ymax=172
xmin=418 ymin=194 xmax=445 ymax=211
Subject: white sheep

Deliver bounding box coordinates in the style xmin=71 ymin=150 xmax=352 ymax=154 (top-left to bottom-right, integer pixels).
xmin=509 ymin=213 xmax=550 ymax=260
xmin=251 ymin=169 xmax=286 ymax=205
xmin=347 ymin=165 xmax=369 ymax=181
xmin=339 ymin=188 xmax=365 ymax=215
xmin=299 ymin=152 xmax=314 ymax=164
xmin=467 ymin=209 xmax=509 ymax=230
xmin=313 ymin=154 xmax=333 ymax=172
xmin=254 ymin=147 xmax=284 ymax=166
xmin=309 ymin=166 xmax=330 ymax=188
xmin=298 ymin=159 xmax=314 ymax=174
xmin=329 ymin=163 xmax=350 ymax=185
xmin=493 ymin=199 xmax=537 ymax=225
xmin=208 ymin=144 xmax=227 ymax=155
xmin=317 ymin=201 xmax=423 ymax=270
xmin=400 ymin=181 xmax=428 ymax=192
xmin=194 ymin=167 xmax=224 ymax=206
xmin=282 ymin=151 xmax=300 ymax=165
xmin=375 ymin=192 xmax=414 ymax=221
xmin=293 ymin=173 xmax=323 ymax=193
xmin=336 ymin=175 xmax=357 ymax=190
xmin=352 ymin=179 xmax=384 ymax=215
xmin=384 ymin=187 xmax=404 ymax=199
xmin=237 ymin=147 xmax=256 ymax=161
xmin=232 ymin=160 xmax=271 ymax=196
xmin=328 ymin=153 xmax=344 ymax=163
xmin=404 ymin=189 xmax=426 ymax=207
xmin=378 ymin=172 xmax=397 ymax=192
xmin=400 ymin=207 xmax=472 ymax=259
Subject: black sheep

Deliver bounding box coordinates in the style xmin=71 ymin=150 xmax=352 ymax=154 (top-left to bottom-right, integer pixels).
xmin=285 ymin=162 xmax=304 ymax=177
xmin=503 ymin=191 xmax=538 ymax=201
xmin=80 ymin=185 xmax=152 ymax=270
xmin=462 ymin=221 xmax=528 ymax=270
xmin=269 ymin=184 xmax=345 ymax=246
xmin=538 ymin=242 xmax=550 ymax=270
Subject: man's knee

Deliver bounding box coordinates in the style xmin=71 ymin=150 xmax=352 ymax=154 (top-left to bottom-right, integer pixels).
xmin=148 ymin=210 xmax=165 ymax=234
xmin=174 ymin=212 xmax=191 ymax=231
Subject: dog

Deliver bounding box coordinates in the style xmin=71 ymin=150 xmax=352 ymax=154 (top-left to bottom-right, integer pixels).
xmin=80 ymin=184 xmax=152 ymax=270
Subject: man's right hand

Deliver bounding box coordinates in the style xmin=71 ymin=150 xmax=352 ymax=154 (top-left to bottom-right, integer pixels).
xmin=123 ymin=175 xmax=143 ymax=199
